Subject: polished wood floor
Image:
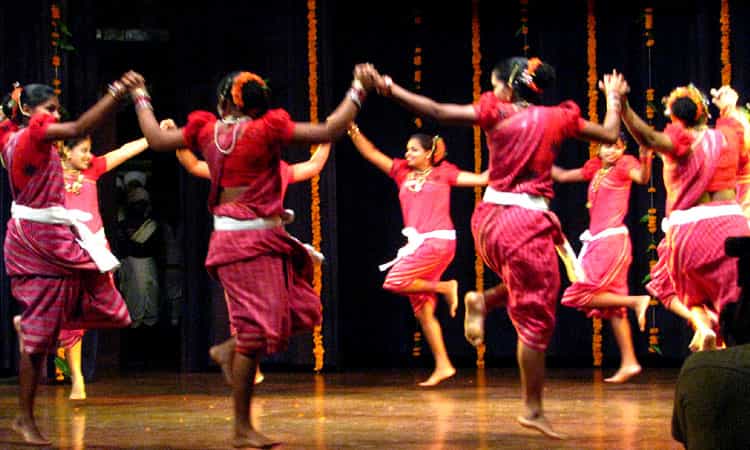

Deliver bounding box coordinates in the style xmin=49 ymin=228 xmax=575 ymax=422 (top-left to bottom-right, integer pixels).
xmin=0 ymin=368 xmax=683 ymax=449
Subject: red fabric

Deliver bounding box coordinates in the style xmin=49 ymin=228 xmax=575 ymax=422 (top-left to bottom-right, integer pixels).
xmin=58 ymin=329 xmax=84 ymax=349
xmin=382 ymin=238 xmax=456 ymax=313
xmin=471 ymin=203 xmax=562 ymax=352
xmin=64 ymin=155 xmax=107 ymax=233
xmin=646 ymin=239 xmax=678 ymax=307
xmin=662 ymin=127 xmax=725 ymax=214
xmin=707 ymin=117 xmax=743 ymax=192
xmin=585 ymin=155 xmax=639 ymax=234
xmin=217 ymin=254 xmax=320 ymax=356
xmin=666 ymin=203 xmax=749 ymax=313
xmin=279 ymin=160 xmax=295 ymax=200
xmin=473 ymin=92 xmax=585 ymax=199
xmin=561 ymin=232 xmax=630 ymax=319
xmin=389 ymin=159 xmax=459 ymax=233
xmin=9 ymin=114 xmax=57 ymax=194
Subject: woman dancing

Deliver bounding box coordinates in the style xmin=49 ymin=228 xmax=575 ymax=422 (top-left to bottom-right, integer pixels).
xmin=348 ymin=125 xmax=487 ymax=386
xmin=129 ymin=67 xmax=373 ymax=448
xmin=362 ymin=58 xmax=628 ymax=438
xmin=551 ymin=137 xmax=651 ymax=383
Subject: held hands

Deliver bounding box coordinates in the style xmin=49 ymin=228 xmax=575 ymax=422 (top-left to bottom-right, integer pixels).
xmin=119 ymin=71 xmax=145 ymax=91
xmin=159 ymin=118 xmax=177 ymax=130
xmin=353 ymin=63 xmax=378 ymax=92
xmin=710 ymin=85 xmax=739 ymax=114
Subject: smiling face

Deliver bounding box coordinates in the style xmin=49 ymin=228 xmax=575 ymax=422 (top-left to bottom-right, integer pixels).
xmin=65 ymin=138 xmax=93 ymax=171
xmin=28 ymin=96 xmax=62 ymax=121
xmin=598 ymin=141 xmax=625 ymax=166
xmin=405 ymin=138 xmax=433 ymax=170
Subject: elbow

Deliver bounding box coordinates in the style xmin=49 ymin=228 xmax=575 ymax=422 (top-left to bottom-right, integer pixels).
xmin=145 ymin=135 xmax=170 ymax=152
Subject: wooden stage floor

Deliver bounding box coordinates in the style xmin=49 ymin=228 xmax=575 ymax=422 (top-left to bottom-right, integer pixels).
xmin=0 ymin=368 xmax=683 ymax=449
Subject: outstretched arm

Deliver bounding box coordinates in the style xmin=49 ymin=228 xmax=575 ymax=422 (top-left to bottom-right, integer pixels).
xmin=630 ymin=147 xmax=653 ymax=184
xmin=347 ymin=124 xmax=393 ymax=174
xmin=176 ymin=149 xmax=210 ymax=179
xmin=130 ymin=81 xmax=188 ymax=151
xmin=551 ymin=165 xmax=585 ymax=183
xmin=289 ymin=143 xmax=331 ymax=182
xmin=455 ymin=169 xmax=489 ymax=187
xmin=576 ymin=71 xmax=627 ymax=145
xmin=44 ymin=71 xmax=143 ymax=140
xmin=104 ymin=138 xmax=149 ymax=172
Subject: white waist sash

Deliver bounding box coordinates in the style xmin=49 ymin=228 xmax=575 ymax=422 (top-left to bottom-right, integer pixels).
xmin=11 ymin=202 xmax=119 ymax=273
xmin=578 ymin=225 xmax=629 ymax=265
xmin=213 ymin=215 xmax=283 ymax=231
xmin=662 ymin=203 xmax=744 ymax=233
xmin=482 ymin=186 xmax=550 ymax=210
xmin=379 ymin=227 xmax=456 ymax=272
xmin=481 ymin=187 xmax=584 ymax=282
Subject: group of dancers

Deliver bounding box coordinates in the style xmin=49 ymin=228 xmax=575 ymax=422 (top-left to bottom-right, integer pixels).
xmin=2 ymin=55 xmax=749 ymax=447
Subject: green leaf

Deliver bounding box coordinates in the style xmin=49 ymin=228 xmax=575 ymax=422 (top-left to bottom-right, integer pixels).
xmin=59 ymin=42 xmax=76 ymax=52
xmin=640 ymin=213 xmax=649 ymax=223
xmin=641 ymin=273 xmax=652 ymax=284
xmin=59 ymin=22 xmax=73 ymax=37
xmin=54 ymin=355 xmax=71 ymax=378
xmin=649 ymin=344 xmax=663 ymax=355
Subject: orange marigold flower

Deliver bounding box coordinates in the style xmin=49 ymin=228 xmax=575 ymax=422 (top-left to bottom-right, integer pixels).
xmin=230 ymin=72 xmax=266 ymax=109
xmin=52 ymin=55 xmax=61 ymax=66
xmin=51 ymin=4 xmax=61 ymax=19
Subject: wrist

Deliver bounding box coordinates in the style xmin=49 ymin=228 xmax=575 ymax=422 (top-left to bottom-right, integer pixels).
xmin=377 ymin=75 xmax=393 ymax=96
xmin=347 ymin=124 xmax=360 ymax=137
xmin=107 ymin=81 xmax=126 ymax=100
xmin=131 ymin=88 xmax=153 ymax=111
xmin=348 ymin=84 xmax=366 ymax=109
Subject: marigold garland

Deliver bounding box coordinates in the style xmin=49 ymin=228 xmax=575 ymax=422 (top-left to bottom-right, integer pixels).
xmin=307 ymin=0 xmax=325 ymax=372
xmin=519 ymin=0 xmax=529 ymax=56
xmin=472 ymin=0 xmax=486 ymax=369
xmin=411 ymin=12 xmax=424 ymax=356
xmin=720 ymin=0 xmax=731 ymax=85
xmin=52 ymin=1 xmax=65 ymax=382
xmin=586 ymin=0 xmax=603 ymax=368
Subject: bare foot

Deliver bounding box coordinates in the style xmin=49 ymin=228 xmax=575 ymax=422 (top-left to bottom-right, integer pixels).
xmin=700 ymin=328 xmax=717 ymax=351
xmin=604 ymin=364 xmax=641 ymax=383
xmin=635 ymin=296 xmax=650 ymax=332
xmin=12 ymin=416 xmax=51 ymax=446
xmin=418 ymin=367 xmax=456 ymax=387
xmin=232 ymin=429 xmax=281 ymax=449
xmin=13 ymin=315 xmax=23 ymax=353
xmin=209 ymin=337 xmax=236 ymax=386
xmin=445 ymin=280 xmax=459 ymax=318
xmin=464 ymin=291 xmax=486 ymax=347
xmin=254 ymin=369 xmax=265 ymax=385
xmin=688 ymin=328 xmax=702 ymax=352
xmin=517 ymin=414 xmax=566 ymax=440
xmin=70 ymin=375 xmax=87 ymax=400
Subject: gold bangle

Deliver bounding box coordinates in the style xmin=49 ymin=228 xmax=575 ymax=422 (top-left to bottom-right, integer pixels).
xmin=347 ymin=125 xmax=360 ymax=137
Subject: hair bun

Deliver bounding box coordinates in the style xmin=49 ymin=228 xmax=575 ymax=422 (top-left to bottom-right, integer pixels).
xmin=532 ymin=62 xmax=556 ymax=90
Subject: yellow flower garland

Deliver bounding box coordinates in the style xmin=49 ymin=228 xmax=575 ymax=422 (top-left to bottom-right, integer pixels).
xmin=586 ymin=0 xmax=603 ymax=368
xmin=472 ymin=0 xmax=486 ymax=369
xmin=720 ymin=0 xmax=731 ymax=85
xmin=307 ymin=0 xmax=325 ymax=372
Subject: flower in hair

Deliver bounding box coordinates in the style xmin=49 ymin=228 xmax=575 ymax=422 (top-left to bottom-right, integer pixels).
xmin=663 ymin=84 xmax=710 ymax=124
xmin=10 ymin=82 xmax=23 ymax=119
xmin=519 ymin=57 xmax=543 ymax=94
xmin=231 ymin=72 xmax=267 ymax=109
xmin=431 ymin=135 xmax=447 ymax=163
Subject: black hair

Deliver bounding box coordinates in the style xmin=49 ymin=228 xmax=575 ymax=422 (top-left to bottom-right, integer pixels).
xmin=3 ymin=84 xmax=56 ymax=124
xmin=492 ymin=57 xmax=556 ymax=104
xmin=64 ymin=135 xmax=90 ymax=149
xmin=670 ymin=97 xmax=700 ymax=128
xmin=408 ymin=132 xmax=445 ymax=165
xmin=217 ymin=71 xmax=271 ymax=117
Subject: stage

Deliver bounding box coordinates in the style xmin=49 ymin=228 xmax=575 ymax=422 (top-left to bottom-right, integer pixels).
xmin=0 ymin=368 xmax=682 ymax=449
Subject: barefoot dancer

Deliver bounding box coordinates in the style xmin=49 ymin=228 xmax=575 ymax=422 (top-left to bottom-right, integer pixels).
xmin=551 ymin=137 xmax=651 ymax=383
xmin=622 ymin=84 xmax=750 ymax=352
xmin=347 ymin=125 xmax=488 ymax=386
xmin=365 ymin=58 xmax=627 ymax=438
xmin=57 ymin=134 xmax=149 ymax=400
xmin=130 ymin=68 xmax=373 ymax=448
xmin=176 ymin=140 xmax=332 ymax=386
xmin=2 ymin=74 xmax=139 ymax=445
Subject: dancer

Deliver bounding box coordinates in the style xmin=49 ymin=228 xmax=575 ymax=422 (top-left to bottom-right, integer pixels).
xmin=176 ymin=139 xmax=332 ymax=386
xmin=130 ymin=68 xmax=373 ymax=448
xmin=621 ymin=84 xmax=750 ymax=351
xmin=362 ymin=58 xmax=628 ymax=438
xmin=551 ymin=137 xmax=651 ymax=383
xmin=347 ymin=124 xmax=487 ymax=386
xmin=1 ymin=73 xmax=140 ymax=445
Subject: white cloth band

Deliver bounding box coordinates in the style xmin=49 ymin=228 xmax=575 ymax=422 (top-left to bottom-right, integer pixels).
xmin=661 ymin=203 xmax=744 ymax=233
xmin=213 ymin=215 xmax=284 ymax=231
xmin=482 ymin=186 xmax=550 ymax=211
xmin=577 ymin=225 xmax=629 ymax=266
xmin=379 ymin=227 xmax=456 ymax=272
xmin=11 ymin=202 xmax=119 ymax=273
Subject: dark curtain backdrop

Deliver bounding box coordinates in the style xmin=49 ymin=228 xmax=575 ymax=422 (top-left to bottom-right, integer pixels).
xmin=1 ymin=0 xmax=748 ymax=374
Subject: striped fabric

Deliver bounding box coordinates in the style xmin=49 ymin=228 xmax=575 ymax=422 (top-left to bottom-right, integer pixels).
xmin=382 ymin=238 xmax=456 ymax=313
xmin=471 ymin=202 xmax=562 ymax=352
xmin=646 ymin=239 xmax=678 ymax=307
xmin=561 ymin=233 xmax=630 ymax=319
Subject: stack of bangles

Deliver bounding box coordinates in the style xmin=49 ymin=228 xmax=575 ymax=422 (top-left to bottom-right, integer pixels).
xmin=607 ymin=92 xmax=622 ymax=112
xmin=347 ymin=124 xmax=360 ymax=137
xmin=132 ymin=88 xmax=153 ymax=111
xmin=348 ymin=79 xmax=366 ymax=109
xmin=107 ymin=81 xmax=126 ymax=100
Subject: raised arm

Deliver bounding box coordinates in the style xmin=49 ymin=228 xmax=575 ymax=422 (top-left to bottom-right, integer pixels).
xmin=289 ymin=143 xmax=331 ymax=182
xmin=621 ymin=100 xmax=674 ymax=153
xmin=576 ymin=71 xmax=628 ymax=145
xmin=44 ymin=71 xmax=143 ymax=140
xmin=630 ymin=147 xmax=653 ymax=185
xmin=176 ymin=149 xmax=210 ymax=179
xmin=455 ymin=169 xmax=489 ymax=187
xmin=551 ymin=165 xmax=585 ymax=183
xmin=346 ymin=124 xmax=394 ymax=174
xmin=130 ymin=79 xmax=188 ymax=151
xmin=103 ymin=138 xmax=149 ymax=172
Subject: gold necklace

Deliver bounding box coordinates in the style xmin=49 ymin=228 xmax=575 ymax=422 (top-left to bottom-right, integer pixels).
xmin=586 ymin=166 xmax=613 ymax=208
xmin=405 ymin=167 xmax=433 ymax=192
xmin=63 ymin=166 xmax=84 ymax=195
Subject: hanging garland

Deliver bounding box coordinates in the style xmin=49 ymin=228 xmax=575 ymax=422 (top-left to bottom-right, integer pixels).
xmin=585 ymin=0 xmax=603 ymax=368
xmin=306 ymin=0 xmax=325 ymax=372
xmin=519 ymin=0 xmax=529 ymax=56
xmin=471 ymin=0 xmax=486 ymax=369
xmin=720 ymin=0 xmax=731 ymax=85
xmin=639 ymin=6 xmax=662 ymax=355
xmin=412 ymin=10 xmax=424 ymax=358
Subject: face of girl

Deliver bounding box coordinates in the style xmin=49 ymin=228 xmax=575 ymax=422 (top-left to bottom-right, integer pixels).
xmin=491 ymin=73 xmax=512 ymax=102
xmin=66 ymin=138 xmax=93 ymax=171
xmin=405 ymin=138 xmax=432 ymax=170
xmin=29 ymin=96 xmax=62 ymax=121
xmin=599 ymin=143 xmax=625 ymax=165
